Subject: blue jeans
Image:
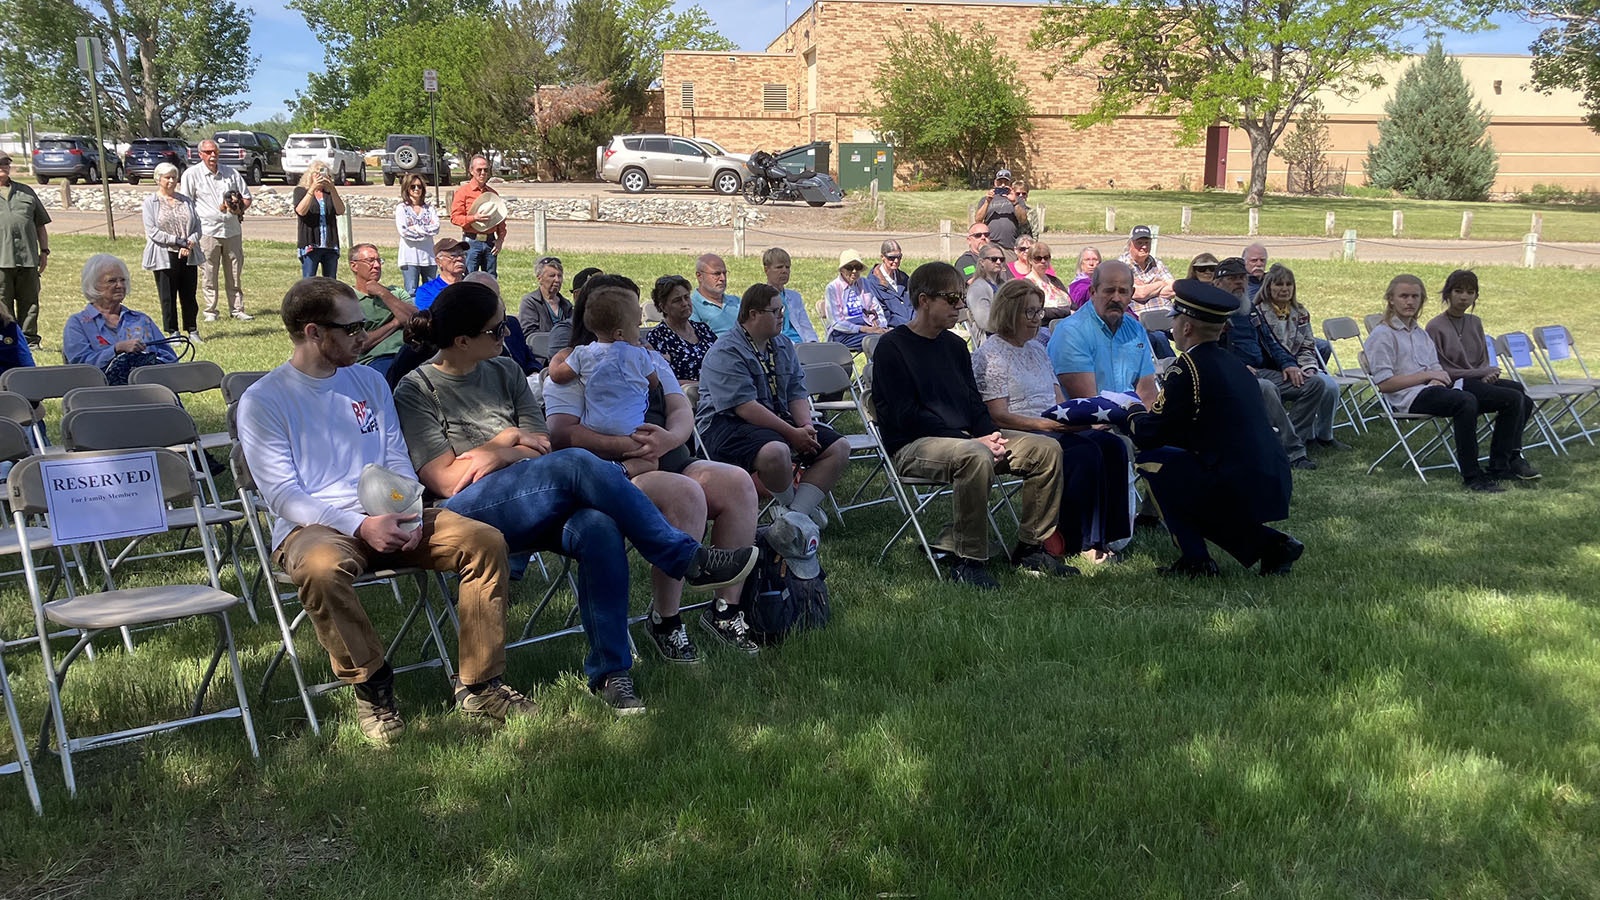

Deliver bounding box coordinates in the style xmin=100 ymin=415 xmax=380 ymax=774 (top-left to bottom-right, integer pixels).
xmin=300 ymin=247 xmax=339 ymax=278
xmin=401 ymin=265 xmax=437 ymax=295
xmin=465 ymin=239 xmax=498 ymax=276
xmin=440 ymin=448 xmax=701 ymax=685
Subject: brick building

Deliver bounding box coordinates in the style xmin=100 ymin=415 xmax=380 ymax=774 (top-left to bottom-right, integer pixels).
xmin=660 ymin=0 xmax=1600 ymax=194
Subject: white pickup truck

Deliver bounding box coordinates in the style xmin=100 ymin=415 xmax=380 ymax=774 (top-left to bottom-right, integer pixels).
xmin=283 ymin=132 xmax=368 ymax=185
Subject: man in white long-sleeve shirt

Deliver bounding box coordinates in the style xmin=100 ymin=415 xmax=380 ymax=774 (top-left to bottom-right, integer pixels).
xmin=237 ymin=276 xmax=530 ymax=743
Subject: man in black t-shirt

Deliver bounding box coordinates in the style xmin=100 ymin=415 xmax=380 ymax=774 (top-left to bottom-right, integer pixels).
xmin=974 ymin=169 xmax=1029 ymax=251
xmin=870 ymin=262 xmax=1068 ymax=590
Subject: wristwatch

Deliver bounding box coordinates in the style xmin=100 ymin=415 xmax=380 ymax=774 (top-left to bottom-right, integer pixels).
xmin=39 ymin=249 xmax=50 ymax=256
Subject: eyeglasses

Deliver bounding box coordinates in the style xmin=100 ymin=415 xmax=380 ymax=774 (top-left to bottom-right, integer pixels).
xmin=983 ymin=255 xmax=1004 ymax=263
xmin=758 ymin=306 xmax=785 ymax=317
xmin=482 ymin=318 xmax=513 ymax=338
xmin=351 ymin=256 xmax=381 ymax=266
xmin=884 ymin=255 xmax=903 ymax=262
xmin=925 ymin=291 xmax=967 ymax=309
xmin=317 ymin=320 xmax=367 ymax=336
xmin=1024 ymin=307 xmax=1045 ymax=320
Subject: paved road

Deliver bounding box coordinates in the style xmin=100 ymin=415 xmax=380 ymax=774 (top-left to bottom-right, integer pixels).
xmin=42 ymin=206 xmax=1600 ymax=269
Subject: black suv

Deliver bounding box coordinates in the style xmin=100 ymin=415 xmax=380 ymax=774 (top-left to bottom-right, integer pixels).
xmin=213 ymin=130 xmax=287 ymax=185
xmin=122 ymin=138 xmax=190 ymax=185
xmin=31 ymin=135 xmax=122 ymax=185
xmin=383 ymin=134 xmax=451 ymax=186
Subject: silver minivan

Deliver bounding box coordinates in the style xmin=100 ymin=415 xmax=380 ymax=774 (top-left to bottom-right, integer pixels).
xmin=598 ymin=134 xmax=745 ymax=195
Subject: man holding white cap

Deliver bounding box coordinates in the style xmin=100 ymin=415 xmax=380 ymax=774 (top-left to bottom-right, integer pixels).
xmin=975 ymin=169 xmax=1028 ymax=252
xmin=450 ymin=155 xmax=507 ymax=276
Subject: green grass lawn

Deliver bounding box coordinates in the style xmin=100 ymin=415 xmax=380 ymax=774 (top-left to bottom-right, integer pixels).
xmin=855 ymin=188 xmax=1600 ymax=244
xmin=5 ymin=236 xmax=1600 ymax=897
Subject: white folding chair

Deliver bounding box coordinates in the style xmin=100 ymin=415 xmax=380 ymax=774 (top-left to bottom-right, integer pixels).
xmin=12 ymin=447 xmax=259 ymax=799
xmin=1358 ymin=351 xmax=1457 ymax=482
xmin=1319 ymin=317 xmax=1374 ymax=434
xmin=0 ymin=420 xmax=46 ymax=814
xmin=802 ymin=360 xmax=894 ymax=523
xmin=1495 ymin=331 xmax=1596 ymax=449
xmin=1532 ymin=324 xmax=1600 ymax=429
xmin=231 ymin=445 xmax=456 ymax=736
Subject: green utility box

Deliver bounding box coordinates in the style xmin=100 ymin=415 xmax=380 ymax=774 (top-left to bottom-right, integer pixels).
xmin=838 ymin=143 xmax=893 ymax=192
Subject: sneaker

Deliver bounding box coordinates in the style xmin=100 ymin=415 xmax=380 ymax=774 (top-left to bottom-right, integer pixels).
xmin=685 ymin=545 xmax=758 ymax=590
xmin=455 ymin=677 xmax=537 ymax=722
xmin=186 ymin=331 xmax=204 ymax=344
xmin=1509 ymin=458 xmax=1541 ymax=481
xmin=231 ymin=311 xmax=254 ymax=321
xmin=949 ymin=557 xmax=1000 ymax=591
xmin=353 ymin=681 xmax=404 ymax=744
xmin=590 ymin=672 xmax=646 ymax=716
xmin=1465 ymin=477 xmax=1505 ymax=494
xmin=1289 ymin=456 xmax=1318 ymax=471
xmin=203 ymin=312 xmax=218 ymax=323
xmin=699 ymin=605 xmax=762 ymax=655
xmin=647 ymin=620 xmax=702 ymax=665
xmin=1158 ymin=556 xmax=1220 ymax=578
xmin=1010 ymin=543 xmax=1079 ymax=578
xmin=1258 ymin=534 xmax=1305 ymax=576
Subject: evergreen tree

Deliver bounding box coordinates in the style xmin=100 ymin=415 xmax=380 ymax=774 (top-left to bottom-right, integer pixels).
xmin=1365 ymin=42 xmax=1499 ymax=201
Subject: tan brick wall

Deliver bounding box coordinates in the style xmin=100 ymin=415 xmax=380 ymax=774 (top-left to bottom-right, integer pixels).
xmin=666 ymin=0 xmax=1600 ymax=193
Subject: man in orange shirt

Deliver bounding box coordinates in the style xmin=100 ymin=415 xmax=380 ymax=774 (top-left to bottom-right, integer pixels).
xmin=449 ymin=155 xmax=507 ymax=276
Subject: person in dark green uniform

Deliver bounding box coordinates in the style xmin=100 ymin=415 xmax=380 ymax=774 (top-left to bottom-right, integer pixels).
xmin=1120 ymin=279 xmax=1304 ymax=577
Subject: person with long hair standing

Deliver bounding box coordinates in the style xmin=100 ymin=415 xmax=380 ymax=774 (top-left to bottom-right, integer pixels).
xmin=292 ymin=161 xmax=345 ymax=278
xmin=394 ymin=174 xmax=440 ymax=295
xmin=141 ymin=162 xmax=203 ymax=342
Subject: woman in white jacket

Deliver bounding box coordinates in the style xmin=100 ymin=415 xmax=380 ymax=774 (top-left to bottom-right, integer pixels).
xmin=140 ymin=162 xmax=203 ymax=340
xmin=394 ymin=173 xmax=441 ymax=295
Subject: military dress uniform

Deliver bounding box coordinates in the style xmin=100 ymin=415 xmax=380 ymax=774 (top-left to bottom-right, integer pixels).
xmin=1121 ymin=280 xmax=1304 ymax=576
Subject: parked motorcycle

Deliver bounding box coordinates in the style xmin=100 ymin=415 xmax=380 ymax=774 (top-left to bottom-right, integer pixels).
xmin=742 ymin=150 xmax=845 ymax=207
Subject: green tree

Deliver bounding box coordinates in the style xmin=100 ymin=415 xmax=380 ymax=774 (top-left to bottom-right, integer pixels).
xmin=1277 ymin=99 xmax=1337 ymax=194
xmin=1032 ymin=0 xmax=1491 ymax=206
xmin=1524 ymin=1 xmax=1600 ymax=129
xmin=867 ymin=23 xmax=1033 ymax=185
xmin=1365 ymin=42 xmax=1498 ymax=201
xmin=0 ymin=0 xmax=256 ymax=137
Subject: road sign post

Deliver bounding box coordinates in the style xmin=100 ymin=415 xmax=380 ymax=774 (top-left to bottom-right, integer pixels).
xmin=76 ymin=36 xmax=116 ymax=240
xmin=424 ymin=70 xmax=440 ymax=205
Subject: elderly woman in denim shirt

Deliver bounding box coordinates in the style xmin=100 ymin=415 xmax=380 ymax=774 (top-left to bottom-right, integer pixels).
xmin=64 ymin=254 xmax=177 ymax=378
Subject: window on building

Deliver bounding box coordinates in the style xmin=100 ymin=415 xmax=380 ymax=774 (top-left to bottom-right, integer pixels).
xmin=680 ymin=82 xmax=695 ymax=109
xmin=763 ymin=83 xmax=789 ymax=111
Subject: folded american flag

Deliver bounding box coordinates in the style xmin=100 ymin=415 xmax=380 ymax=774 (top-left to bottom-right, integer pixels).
xmin=1041 ymin=390 xmax=1142 ymax=426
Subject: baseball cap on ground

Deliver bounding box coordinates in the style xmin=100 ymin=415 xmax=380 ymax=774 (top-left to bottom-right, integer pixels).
xmin=767 ymin=510 xmax=821 ymax=579
xmin=1130 ymin=225 xmax=1153 ymax=241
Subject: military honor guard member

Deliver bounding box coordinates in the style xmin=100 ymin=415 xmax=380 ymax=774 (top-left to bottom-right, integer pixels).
xmin=1119 ymin=279 xmax=1305 ymax=577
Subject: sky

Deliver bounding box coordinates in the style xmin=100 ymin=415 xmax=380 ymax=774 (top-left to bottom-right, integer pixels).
xmin=238 ymin=2 xmax=1548 ymax=122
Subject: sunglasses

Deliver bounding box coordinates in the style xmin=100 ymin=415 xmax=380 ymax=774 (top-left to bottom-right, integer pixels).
xmin=1193 ymin=265 xmax=1217 ymax=273
xmin=884 ymin=255 xmax=903 ymax=262
xmin=924 ymin=291 xmax=967 ymax=309
xmin=318 ymin=320 xmax=367 ymax=336
xmin=983 ymin=256 xmax=1004 ymax=263
xmin=844 ymin=264 xmax=865 ymax=272
xmin=1031 ymin=255 xmax=1052 ymax=262
xmin=536 ymin=256 xmax=562 ymax=270
xmin=968 ymin=232 xmax=989 ymax=239
xmin=482 ymin=319 xmax=513 ymax=338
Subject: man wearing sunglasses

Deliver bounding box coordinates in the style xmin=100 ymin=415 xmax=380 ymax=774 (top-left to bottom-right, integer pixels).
xmin=862 ymin=239 xmax=914 ymax=328
xmin=238 ymin=277 xmax=529 ymax=743
xmin=871 ymin=262 xmax=1070 ymax=590
xmin=954 ymin=224 xmax=1007 ymax=287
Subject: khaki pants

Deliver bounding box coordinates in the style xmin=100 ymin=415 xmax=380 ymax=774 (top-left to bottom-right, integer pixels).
xmin=275 ymin=508 xmax=509 ymax=685
xmin=199 ymin=233 xmax=245 ymax=316
xmin=892 ymin=429 xmax=1062 ymax=561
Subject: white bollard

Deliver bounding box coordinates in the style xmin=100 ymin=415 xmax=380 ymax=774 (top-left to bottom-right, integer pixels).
xmin=940 ymin=219 xmax=952 ymax=260
xmin=1524 ymin=232 xmax=1538 ymax=268
xmin=1150 ymin=224 xmax=1161 ymax=258
xmin=1343 ymin=229 xmax=1357 ymax=262
xmin=1460 ymin=211 xmax=1473 ymax=239
xmin=1248 ymin=207 xmax=1259 ymax=236
xmin=1325 ymin=211 xmax=1336 ymax=237
xmin=1105 ymin=207 xmax=1116 ymax=233
xmin=732 ymin=208 xmax=745 ymax=257
xmin=1531 ymin=212 xmax=1543 ymax=237
xmin=1181 ymin=206 xmax=1192 ymax=234
xmin=1392 ymin=210 xmax=1403 ymax=236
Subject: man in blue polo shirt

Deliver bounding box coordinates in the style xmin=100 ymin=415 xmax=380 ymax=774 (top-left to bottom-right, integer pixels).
xmin=1048 ymin=260 xmax=1158 ymax=408
xmin=689 ymin=252 xmax=738 ymax=336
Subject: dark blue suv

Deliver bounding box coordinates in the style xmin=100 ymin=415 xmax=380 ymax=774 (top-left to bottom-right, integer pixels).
xmin=31 ymin=135 xmax=122 ymax=185
xmin=122 ymin=138 xmax=190 ymax=185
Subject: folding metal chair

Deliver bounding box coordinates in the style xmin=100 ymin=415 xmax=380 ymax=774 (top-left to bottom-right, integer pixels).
xmin=1140 ymin=307 xmax=1175 ymax=335
xmin=12 ymin=447 xmax=259 ymax=798
xmin=1362 ymin=313 xmax=1383 ymax=336
xmin=1495 ymin=331 xmax=1596 ymax=449
xmin=1358 ymin=351 xmax=1457 ymax=482
xmin=220 ymin=371 xmax=268 ymax=408
xmin=1532 ymin=324 xmax=1600 ymax=427
xmin=130 ymin=361 xmax=230 ymax=452
xmin=802 ymin=360 xmax=894 ymax=523
xmin=0 ymin=365 xmax=107 ymax=449
xmin=231 ymin=445 xmax=456 ymax=736
xmin=0 ymin=420 xmax=45 ymax=814
xmin=1482 ymin=335 xmax=1563 ymax=458
xmin=1319 ymin=317 xmax=1374 ymax=434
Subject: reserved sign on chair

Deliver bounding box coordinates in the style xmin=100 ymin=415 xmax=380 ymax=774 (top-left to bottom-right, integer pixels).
xmin=39 ymin=451 xmax=168 ymax=544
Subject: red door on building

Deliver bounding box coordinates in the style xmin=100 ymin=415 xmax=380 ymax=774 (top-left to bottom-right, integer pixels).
xmin=1203 ymin=126 xmax=1229 ymax=189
